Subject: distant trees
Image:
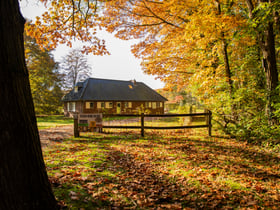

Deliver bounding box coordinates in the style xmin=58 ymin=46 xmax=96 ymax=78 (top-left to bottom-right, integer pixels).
xmin=24 ymin=34 xmax=64 ymax=115
xmin=25 ymin=37 xmax=94 ymax=114
xmin=60 ymin=48 xmax=92 ymax=89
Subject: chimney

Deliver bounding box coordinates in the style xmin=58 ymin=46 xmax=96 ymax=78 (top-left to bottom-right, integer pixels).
xmin=131 ymin=79 xmax=136 ymax=86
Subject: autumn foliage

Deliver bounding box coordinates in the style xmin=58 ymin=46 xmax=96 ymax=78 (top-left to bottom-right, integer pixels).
xmin=26 ymin=0 xmax=280 ymax=139
xmin=25 ymin=0 xmax=109 ymax=55
xmin=99 ymin=0 xmax=280 ymax=140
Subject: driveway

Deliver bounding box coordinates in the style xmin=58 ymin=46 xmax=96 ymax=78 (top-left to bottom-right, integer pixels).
xmin=39 ymin=125 xmax=73 ymax=147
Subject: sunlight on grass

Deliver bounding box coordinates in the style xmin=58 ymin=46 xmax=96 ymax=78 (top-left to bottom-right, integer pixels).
xmin=42 ymin=127 xmax=280 ymax=209
xmin=37 ymin=115 xmax=73 ymax=129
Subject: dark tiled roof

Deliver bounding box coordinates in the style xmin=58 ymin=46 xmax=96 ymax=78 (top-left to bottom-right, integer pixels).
xmin=62 ymin=78 xmax=167 ymax=102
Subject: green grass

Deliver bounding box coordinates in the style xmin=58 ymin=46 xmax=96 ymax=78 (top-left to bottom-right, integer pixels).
xmin=40 ymin=116 xmax=280 ymax=209
xmin=37 ymin=115 xmax=73 ymax=129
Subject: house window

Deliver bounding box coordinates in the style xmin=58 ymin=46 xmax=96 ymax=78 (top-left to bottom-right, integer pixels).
xmin=105 ymin=102 xmax=113 ymax=108
xmin=124 ymin=102 xmax=132 ymax=108
xmin=146 ymin=102 xmax=152 ymax=108
xmin=86 ymin=102 xmax=94 ymax=109
xmin=152 ymin=102 xmax=157 ymax=109
xmin=67 ymin=102 xmax=76 ymax=112
xmin=159 ymin=102 xmax=163 ymax=108
xmin=97 ymin=102 xmax=105 ymax=109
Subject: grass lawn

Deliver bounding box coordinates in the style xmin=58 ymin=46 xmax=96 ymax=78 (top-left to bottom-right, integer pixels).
xmin=42 ymin=128 xmax=280 ymax=209
xmin=37 ymin=115 xmax=73 ymax=130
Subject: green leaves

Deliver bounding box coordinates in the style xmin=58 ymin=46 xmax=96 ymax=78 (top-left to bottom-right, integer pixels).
xmin=24 ymin=34 xmax=64 ymax=115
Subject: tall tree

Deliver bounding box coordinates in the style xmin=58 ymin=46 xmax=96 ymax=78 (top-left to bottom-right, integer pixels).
xmin=0 ymin=0 xmax=58 ymax=209
xmin=245 ymin=0 xmax=279 ymax=124
xmin=25 ymin=33 xmax=64 ymax=114
xmin=1 ymin=0 xmax=107 ymax=208
xmin=60 ymin=48 xmax=92 ymax=89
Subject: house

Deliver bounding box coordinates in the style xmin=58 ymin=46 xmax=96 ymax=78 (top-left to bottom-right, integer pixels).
xmin=62 ymin=78 xmax=168 ymax=116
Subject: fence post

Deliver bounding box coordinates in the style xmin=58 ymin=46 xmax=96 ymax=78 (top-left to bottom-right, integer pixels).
xmin=73 ymin=113 xmax=80 ymax=138
xmin=208 ymin=110 xmax=212 ymax=137
xmin=189 ymin=105 xmax=193 ymax=123
xmin=141 ymin=113 xmax=144 ymax=137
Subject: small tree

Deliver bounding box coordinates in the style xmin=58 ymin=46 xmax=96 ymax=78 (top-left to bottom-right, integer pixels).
xmin=60 ymin=48 xmax=92 ymax=89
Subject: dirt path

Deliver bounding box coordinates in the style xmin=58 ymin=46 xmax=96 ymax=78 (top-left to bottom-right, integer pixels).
xmin=39 ymin=125 xmax=73 ymax=147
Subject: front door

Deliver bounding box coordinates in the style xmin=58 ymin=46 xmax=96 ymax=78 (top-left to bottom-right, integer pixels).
xmin=117 ymin=102 xmax=121 ymax=114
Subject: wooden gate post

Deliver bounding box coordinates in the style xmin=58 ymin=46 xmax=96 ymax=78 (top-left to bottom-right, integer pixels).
xmin=141 ymin=113 xmax=144 ymax=137
xmin=73 ymin=113 xmax=80 ymax=138
xmin=208 ymin=110 xmax=212 ymax=137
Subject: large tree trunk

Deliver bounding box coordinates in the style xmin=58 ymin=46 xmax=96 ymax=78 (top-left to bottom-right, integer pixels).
xmin=0 ymin=1 xmax=58 ymax=209
xmin=261 ymin=21 xmax=279 ymax=124
xmin=246 ymin=0 xmax=279 ymax=125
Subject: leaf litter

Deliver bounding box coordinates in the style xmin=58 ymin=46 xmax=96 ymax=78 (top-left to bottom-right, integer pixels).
xmin=42 ymin=129 xmax=280 ymax=209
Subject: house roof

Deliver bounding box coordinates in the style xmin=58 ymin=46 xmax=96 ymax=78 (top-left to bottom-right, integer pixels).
xmin=62 ymin=78 xmax=168 ymax=102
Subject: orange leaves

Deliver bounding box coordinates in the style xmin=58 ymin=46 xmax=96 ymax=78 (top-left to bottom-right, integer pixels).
xmin=25 ymin=0 xmax=109 ymax=55
xmin=100 ymin=0 xmax=255 ymax=100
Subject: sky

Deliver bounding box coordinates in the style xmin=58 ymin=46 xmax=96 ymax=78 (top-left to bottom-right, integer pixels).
xmin=19 ymin=0 xmax=165 ymax=90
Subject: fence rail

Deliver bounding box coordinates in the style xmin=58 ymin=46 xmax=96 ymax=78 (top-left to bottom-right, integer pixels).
xmin=106 ymin=111 xmax=211 ymax=137
xmin=74 ymin=111 xmax=212 ymax=137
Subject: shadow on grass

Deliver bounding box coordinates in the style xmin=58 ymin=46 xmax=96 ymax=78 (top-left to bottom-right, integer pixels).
xmin=44 ymin=131 xmax=280 ymax=209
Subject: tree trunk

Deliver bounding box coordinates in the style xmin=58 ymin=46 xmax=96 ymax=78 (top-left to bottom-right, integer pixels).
xmin=222 ymin=38 xmax=233 ymax=96
xmin=261 ymin=21 xmax=279 ymax=124
xmin=0 ymin=1 xmax=58 ymax=209
xmin=246 ymin=0 xmax=279 ymax=125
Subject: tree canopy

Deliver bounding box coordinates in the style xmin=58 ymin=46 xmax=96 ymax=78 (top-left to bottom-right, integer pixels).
xmin=26 ymin=0 xmax=280 ymax=139
xmin=98 ymin=0 xmax=280 ymax=139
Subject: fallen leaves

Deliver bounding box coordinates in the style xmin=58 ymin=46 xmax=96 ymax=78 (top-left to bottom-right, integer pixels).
xmin=42 ymin=131 xmax=280 ymax=209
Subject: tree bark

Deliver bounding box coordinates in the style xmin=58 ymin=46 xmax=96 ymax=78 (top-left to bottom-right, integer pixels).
xmin=246 ymin=0 xmax=279 ymax=124
xmin=0 ymin=1 xmax=58 ymax=209
xmin=262 ymin=21 xmax=279 ymax=124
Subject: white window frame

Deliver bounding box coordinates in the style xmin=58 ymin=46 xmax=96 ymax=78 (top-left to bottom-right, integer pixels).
xmin=67 ymin=102 xmax=76 ymax=112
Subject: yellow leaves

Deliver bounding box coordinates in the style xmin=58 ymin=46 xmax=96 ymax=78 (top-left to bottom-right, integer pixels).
xmin=100 ymin=0 xmax=252 ymax=94
xmin=25 ymin=0 xmax=109 ymax=56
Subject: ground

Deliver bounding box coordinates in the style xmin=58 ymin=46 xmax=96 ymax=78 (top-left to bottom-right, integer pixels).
xmin=39 ymin=125 xmax=280 ymax=209
xmin=39 ymin=125 xmax=73 ymax=147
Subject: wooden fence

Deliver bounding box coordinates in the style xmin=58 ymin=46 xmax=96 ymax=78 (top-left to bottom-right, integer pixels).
xmin=74 ymin=111 xmax=212 ymax=137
